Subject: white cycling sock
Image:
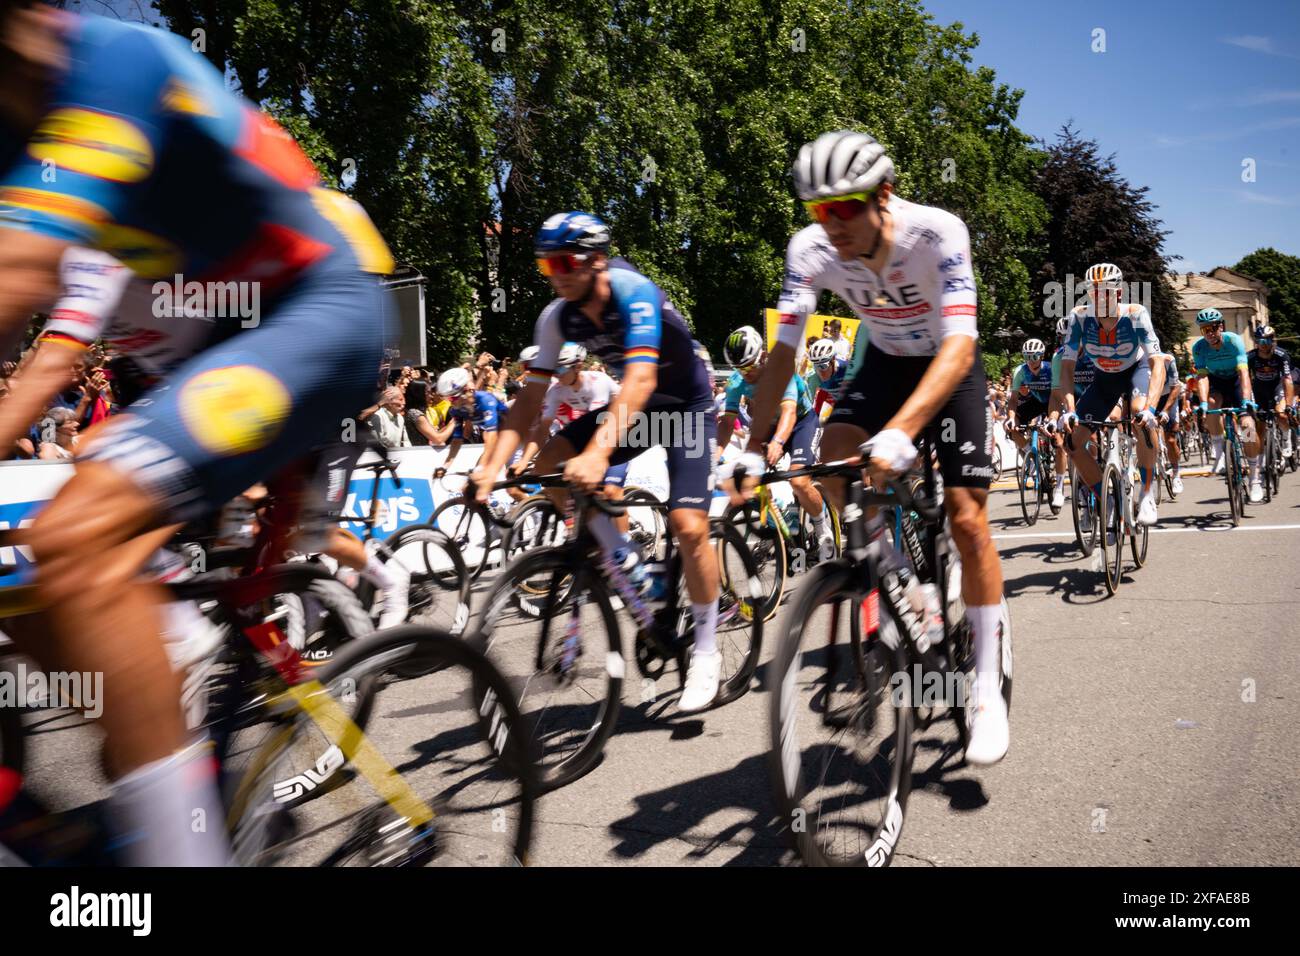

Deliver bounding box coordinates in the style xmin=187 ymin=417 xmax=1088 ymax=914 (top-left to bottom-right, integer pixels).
xmin=363 ymin=553 xmax=396 ymax=591
xmin=589 ymin=511 xmax=635 ymax=562
xmin=1211 ymin=436 xmax=1225 ymax=458
xmin=691 ymin=601 xmax=719 ymax=655
xmin=967 ymin=603 xmax=1003 ymax=704
xmin=107 ymin=737 xmax=232 ymax=866
xmin=1055 ymin=472 xmax=1066 ymax=488
xmin=1250 ymin=456 xmax=1262 ymax=479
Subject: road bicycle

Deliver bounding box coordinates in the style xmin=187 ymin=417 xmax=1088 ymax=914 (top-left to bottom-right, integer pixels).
xmin=1256 ymin=409 xmax=1285 ymax=502
xmin=471 ymin=474 xmax=762 ymax=790
xmin=1070 ymin=417 xmax=1154 ymax=596
xmin=1012 ymin=418 xmax=1061 ymax=526
xmin=1202 ymin=408 xmax=1251 ymax=527
xmin=724 ymin=476 xmax=842 ymax=621
xmin=0 ymin=453 xmax=537 ymax=866
xmin=765 ymin=437 xmax=1012 ymax=867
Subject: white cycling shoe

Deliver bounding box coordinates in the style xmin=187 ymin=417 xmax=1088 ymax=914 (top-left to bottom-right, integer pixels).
xmin=965 ymin=683 xmax=1009 ymax=766
xmin=1212 ymin=455 xmax=1226 ymax=475
xmin=376 ymin=560 xmax=412 ymax=630
xmin=1249 ymin=479 xmax=1264 ymax=503
xmin=1171 ymin=475 xmax=1184 ymax=495
xmin=1051 ymin=484 xmax=1065 ymax=509
xmin=1137 ymin=491 xmax=1158 ymax=526
xmin=677 ymin=648 xmax=723 ymax=713
xmin=816 ymin=527 xmax=837 ymax=562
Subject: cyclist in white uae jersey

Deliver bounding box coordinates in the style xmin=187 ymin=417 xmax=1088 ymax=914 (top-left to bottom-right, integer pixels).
xmin=724 ymin=130 xmax=1009 ymax=766
xmin=1057 ymin=263 xmax=1166 ymax=526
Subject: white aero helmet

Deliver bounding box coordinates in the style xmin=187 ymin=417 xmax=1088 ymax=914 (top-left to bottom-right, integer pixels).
xmin=436 ymin=367 xmax=472 ymax=397
xmin=808 ymin=339 xmax=837 ymax=364
xmin=519 ymin=345 xmax=540 ymax=366
xmin=723 ymin=325 xmax=765 ymax=368
xmin=557 ymin=342 xmax=587 ymax=369
xmin=1085 ymin=262 xmax=1123 ymax=287
xmin=1022 ymin=338 xmax=1046 ymax=359
xmin=792 ymin=130 xmax=895 ymax=201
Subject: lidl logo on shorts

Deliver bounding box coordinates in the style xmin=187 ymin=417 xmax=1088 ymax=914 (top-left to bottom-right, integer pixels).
xmin=180 ymin=365 xmax=291 ymax=456
xmin=28 ymin=109 xmax=154 ymax=184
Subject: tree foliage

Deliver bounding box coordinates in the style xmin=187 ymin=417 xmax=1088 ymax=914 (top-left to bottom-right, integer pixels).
xmin=146 ymin=2 xmax=1195 ymax=372
xmin=1230 ymin=248 xmax=1300 ymax=343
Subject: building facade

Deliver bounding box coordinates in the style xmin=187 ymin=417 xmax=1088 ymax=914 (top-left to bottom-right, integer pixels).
xmin=1167 ymin=269 xmax=1271 ymax=354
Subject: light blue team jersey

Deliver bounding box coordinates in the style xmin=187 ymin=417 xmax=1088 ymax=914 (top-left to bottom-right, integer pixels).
xmin=1058 ymin=304 xmax=1160 ymax=374
xmin=1192 ymin=332 xmax=1248 ymax=379
xmin=1011 ymin=361 xmax=1053 ymax=402
xmin=724 ymin=370 xmax=814 ymax=419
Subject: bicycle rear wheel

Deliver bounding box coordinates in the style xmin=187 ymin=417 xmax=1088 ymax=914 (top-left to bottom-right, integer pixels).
xmin=226 ymin=626 xmax=536 ymax=866
xmin=724 ymin=502 xmax=786 ymax=622
xmin=622 ymin=487 xmax=668 ymax=561
xmin=500 ymin=496 xmax=567 ymax=568
xmin=430 ymin=498 xmax=495 ymax=581
xmin=379 ymin=525 xmax=471 ymax=636
xmin=768 ymin=561 xmax=914 ymax=867
xmin=1225 ymin=446 xmax=1242 ymax=526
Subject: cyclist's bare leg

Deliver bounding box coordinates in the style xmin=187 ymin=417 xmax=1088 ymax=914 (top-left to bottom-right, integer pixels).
xmin=669 ymin=505 xmax=719 ymax=653
xmin=817 ymin=421 xmax=869 ymax=514
xmin=945 ymin=486 xmax=1003 ymax=607
xmin=604 ymin=482 xmax=628 ymax=534
xmin=1129 ymin=395 xmax=1158 ymax=484
xmin=788 ymin=469 xmax=825 ymax=517
xmin=1067 ymin=423 xmax=1102 ymax=487
xmin=326 ymin=526 xmax=368 ymax=571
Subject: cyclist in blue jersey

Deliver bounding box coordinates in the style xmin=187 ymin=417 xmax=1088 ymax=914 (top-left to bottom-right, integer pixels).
xmin=1191 ymin=308 xmax=1261 ymax=497
xmin=471 ymin=211 xmax=725 ymax=713
xmin=1247 ymin=324 xmax=1295 ymax=464
xmin=1006 ymin=337 xmax=1069 ymax=507
xmin=436 ymin=366 xmax=504 ymax=473
xmin=716 ymin=325 xmax=834 ymax=559
xmin=0 ymin=4 xmax=393 ymax=866
xmin=1058 ymin=263 xmax=1167 ymax=526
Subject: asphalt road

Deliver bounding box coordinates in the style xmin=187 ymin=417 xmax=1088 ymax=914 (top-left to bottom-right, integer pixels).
xmin=16 ymin=466 xmax=1300 ymax=866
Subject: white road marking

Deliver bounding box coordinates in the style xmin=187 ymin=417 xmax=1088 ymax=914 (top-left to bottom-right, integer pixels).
xmin=994 ymin=523 xmax=1300 ymax=541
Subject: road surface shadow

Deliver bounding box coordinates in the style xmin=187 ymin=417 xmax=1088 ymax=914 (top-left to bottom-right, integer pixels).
xmin=997 ymin=541 xmax=1081 ymax=564
xmin=909 ymin=734 xmax=991 ymax=812
xmin=1001 ymin=564 xmax=1112 ymax=603
xmin=606 ymin=751 xmax=791 ymax=865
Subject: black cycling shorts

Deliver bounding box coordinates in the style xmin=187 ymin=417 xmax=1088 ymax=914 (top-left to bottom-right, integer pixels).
xmin=828 ymin=345 xmax=994 ymax=489
xmin=1014 ymin=394 xmax=1050 ymax=427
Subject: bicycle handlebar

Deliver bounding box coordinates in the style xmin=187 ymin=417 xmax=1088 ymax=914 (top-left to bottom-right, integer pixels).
xmin=737 ymin=458 xmax=944 ymax=524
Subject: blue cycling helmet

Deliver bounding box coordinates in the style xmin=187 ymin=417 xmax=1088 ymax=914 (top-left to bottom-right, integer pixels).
xmin=1195 ymin=308 xmax=1223 ymax=326
xmin=534 ymin=211 xmax=611 ymax=255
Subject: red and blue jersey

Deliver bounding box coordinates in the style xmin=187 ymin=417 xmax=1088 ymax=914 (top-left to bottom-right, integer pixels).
xmin=0 ymin=13 xmax=392 ymax=297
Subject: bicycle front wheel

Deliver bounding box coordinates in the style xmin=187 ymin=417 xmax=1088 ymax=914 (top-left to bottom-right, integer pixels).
xmin=1099 ymin=463 xmax=1125 ymax=595
xmin=768 ymin=561 xmax=914 ymax=867
xmin=1018 ymin=450 xmax=1041 ymax=526
xmin=226 ymin=626 xmax=536 ymax=866
xmin=724 ymin=502 xmax=786 ymax=622
xmin=430 ymin=497 xmax=494 ymax=581
xmin=1070 ymin=467 xmax=1097 ymax=557
xmin=472 ymin=547 xmax=622 ymax=791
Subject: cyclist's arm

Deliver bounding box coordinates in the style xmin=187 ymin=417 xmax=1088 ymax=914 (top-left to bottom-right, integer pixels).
xmin=431 ymin=416 xmax=456 ymax=445
xmin=443 ymin=438 xmax=463 ymax=471
xmin=583 ymin=279 xmax=662 ymax=463
xmin=771 ymin=399 xmax=797 ymax=447
xmin=716 ymin=410 xmax=739 ymax=458
xmin=1058 ymin=359 xmax=1077 ymax=412
xmin=743 ymin=343 xmax=797 ymax=454
xmin=0 ymin=231 xmax=66 ymax=364
xmin=0 ymin=339 xmax=83 ymax=455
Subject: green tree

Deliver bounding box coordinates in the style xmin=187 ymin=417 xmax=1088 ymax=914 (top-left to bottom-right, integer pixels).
xmin=1023 ymin=125 xmax=1183 ymax=355
xmin=1230 ymin=248 xmax=1300 ymax=343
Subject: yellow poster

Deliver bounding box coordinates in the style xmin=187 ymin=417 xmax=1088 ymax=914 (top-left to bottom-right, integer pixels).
xmin=763 ymin=309 xmax=860 ymax=352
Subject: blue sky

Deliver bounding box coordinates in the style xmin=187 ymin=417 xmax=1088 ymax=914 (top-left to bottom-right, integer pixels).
xmin=922 ymin=0 xmax=1300 ymax=273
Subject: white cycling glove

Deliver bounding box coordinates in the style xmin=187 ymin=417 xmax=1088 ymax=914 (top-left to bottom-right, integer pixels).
xmin=862 ymin=429 xmax=918 ymax=474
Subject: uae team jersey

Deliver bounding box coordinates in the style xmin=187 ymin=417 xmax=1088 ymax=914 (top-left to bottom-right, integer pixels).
xmin=0 ymin=14 xmax=393 ymax=294
xmin=532 ymin=258 xmax=711 ymax=407
xmin=774 ymin=196 xmax=978 ymax=357
xmin=542 ymin=370 xmax=621 ymax=426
